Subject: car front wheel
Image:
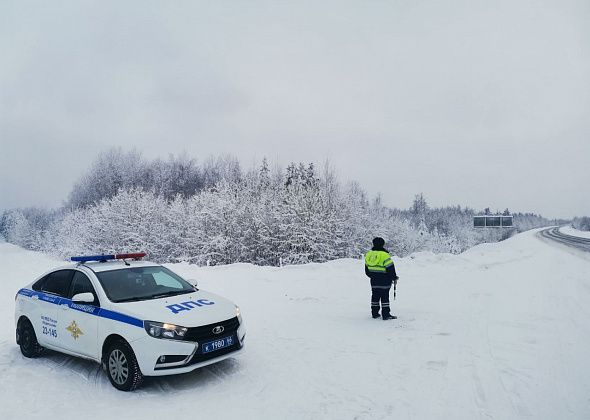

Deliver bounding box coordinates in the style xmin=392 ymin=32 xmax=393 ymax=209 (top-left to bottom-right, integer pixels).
xmin=17 ymin=319 xmax=44 ymax=358
xmin=106 ymin=340 xmax=143 ymax=391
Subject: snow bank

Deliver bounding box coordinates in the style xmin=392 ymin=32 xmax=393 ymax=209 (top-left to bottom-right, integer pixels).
xmin=560 ymin=225 xmax=590 ymax=239
xmin=1 ymin=230 xmax=589 ymax=419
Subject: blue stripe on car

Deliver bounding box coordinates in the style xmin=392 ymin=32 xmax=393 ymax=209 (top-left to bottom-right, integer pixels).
xmin=98 ymin=308 xmax=144 ymax=328
xmin=17 ymin=289 xmax=144 ymax=328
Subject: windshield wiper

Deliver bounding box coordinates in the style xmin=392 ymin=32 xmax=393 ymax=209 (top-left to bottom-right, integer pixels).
xmin=147 ymin=290 xmax=192 ymax=300
xmin=112 ymin=290 xmax=192 ymax=303
xmin=113 ymin=296 xmax=148 ymax=303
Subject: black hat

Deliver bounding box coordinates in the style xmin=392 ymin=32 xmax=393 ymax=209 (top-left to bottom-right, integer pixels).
xmin=372 ymin=237 xmax=385 ymax=248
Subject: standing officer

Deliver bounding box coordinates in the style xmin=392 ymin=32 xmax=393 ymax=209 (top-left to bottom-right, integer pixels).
xmin=364 ymin=237 xmax=399 ymax=320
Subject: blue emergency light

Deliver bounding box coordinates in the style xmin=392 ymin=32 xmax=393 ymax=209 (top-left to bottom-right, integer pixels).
xmin=70 ymin=253 xmax=146 ymax=263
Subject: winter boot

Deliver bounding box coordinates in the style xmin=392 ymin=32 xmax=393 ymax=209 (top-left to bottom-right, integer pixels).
xmin=383 ymin=314 xmax=397 ymax=320
xmin=371 ymin=302 xmax=380 ymax=319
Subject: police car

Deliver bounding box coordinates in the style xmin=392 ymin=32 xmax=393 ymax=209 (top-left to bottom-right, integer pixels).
xmin=14 ymin=253 xmax=245 ymax=391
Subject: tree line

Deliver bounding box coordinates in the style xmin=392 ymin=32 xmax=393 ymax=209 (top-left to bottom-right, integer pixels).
xmin=572 ymin=217 xmax=590 ymax=231
xmin=0 ymin=148 xmax=553 ymax=265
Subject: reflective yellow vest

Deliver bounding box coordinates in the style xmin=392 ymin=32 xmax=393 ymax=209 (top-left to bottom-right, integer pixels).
xmin=364 ymin=250 xmax=394 ymax=273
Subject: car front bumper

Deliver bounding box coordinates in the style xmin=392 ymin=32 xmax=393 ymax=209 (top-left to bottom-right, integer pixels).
xmin=130 ymin=323 xmax=246 ymax=376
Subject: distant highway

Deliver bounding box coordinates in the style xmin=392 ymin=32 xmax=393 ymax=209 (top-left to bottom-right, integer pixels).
xmin=540 ymin=227 xmax=590 ymax=252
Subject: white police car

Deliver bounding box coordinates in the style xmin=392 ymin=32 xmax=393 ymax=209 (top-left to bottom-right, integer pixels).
xmin=14 ymin=253 xmax=245 ymax=391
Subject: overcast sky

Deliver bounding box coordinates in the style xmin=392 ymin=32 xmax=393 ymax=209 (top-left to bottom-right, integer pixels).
xmin=1 ymin=0 xmax=588 ymax=219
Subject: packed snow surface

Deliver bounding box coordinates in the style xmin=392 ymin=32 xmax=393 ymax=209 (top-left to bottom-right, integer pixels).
xmin=1 ymin=228 xmax=589 ymax=419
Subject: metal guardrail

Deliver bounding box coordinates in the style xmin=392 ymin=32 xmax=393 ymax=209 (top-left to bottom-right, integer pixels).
xmin=539 ymin=227 xmax=590 ymax=252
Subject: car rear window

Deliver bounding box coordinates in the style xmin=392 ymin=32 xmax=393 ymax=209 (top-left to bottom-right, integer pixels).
xmin=69 ymin=271 xmax=100 ymax=306
xmin=32 ymin=275 xmax=48 ymax=291
xmin=41 ymin=270 xmax=75 ymax=297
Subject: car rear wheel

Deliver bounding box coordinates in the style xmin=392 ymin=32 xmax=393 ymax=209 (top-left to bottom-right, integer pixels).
xmin=17 ymin=319 xmax=44 ymax=358
xmin=106 ymin=340 xmax=143 ymax=391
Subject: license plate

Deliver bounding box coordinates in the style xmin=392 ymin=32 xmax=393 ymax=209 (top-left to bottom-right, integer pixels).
xmin=201 ymin=335 xmax=234 ymax=354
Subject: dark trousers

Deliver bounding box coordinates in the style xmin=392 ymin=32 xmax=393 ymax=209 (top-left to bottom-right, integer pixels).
xmin=371 ymin=287 xmax=391 ymax=318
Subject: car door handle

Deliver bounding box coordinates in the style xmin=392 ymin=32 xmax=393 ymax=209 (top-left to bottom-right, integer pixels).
xmin=60 ymin=304 xmax=69 ymax=311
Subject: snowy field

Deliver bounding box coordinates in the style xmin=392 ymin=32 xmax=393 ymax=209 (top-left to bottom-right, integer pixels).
xmin=1 ymin=228 xmax=590 ymax=419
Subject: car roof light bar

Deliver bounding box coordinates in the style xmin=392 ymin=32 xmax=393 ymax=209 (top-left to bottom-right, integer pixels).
xmin=70 ymin=254 xmax=115 ymax=262
xmin=115 ymin=253 xmax=146 ymax=260
xmin=70 ymin=252 xmax=146 ymax=263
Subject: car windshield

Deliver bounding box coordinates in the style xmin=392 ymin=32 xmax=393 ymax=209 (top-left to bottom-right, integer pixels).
xmin=96 ymin=266 xmax=195 ymax=303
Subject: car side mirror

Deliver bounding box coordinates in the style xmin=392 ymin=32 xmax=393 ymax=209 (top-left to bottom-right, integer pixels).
xmin=72 ymin=292 xmax=94 ymax=303
xmin=188 ymin=279 xmax=198 ymax=288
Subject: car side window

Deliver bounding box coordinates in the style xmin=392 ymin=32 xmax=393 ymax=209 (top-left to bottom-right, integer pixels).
xmin=41 ymin=270 xmax=75 ymax=297
xmin=32 ymin=275 xmax=49 ymax=291
xmin=69 ymin=271 xmax=100 ymax=307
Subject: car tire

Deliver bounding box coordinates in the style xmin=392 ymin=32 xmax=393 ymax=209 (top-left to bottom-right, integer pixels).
xmin=106 ymin=340 xmax=143 ymax=391
xmin=18 ymin=319 xmax=44 ymax=358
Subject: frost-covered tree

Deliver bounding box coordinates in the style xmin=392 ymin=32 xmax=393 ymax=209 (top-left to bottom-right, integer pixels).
xmin=1 ymin=208 xmax=57 ymax=250
xmin=66 ymin=148 xmax=149 ymax=208
xmin=572 ymin=217 xmax=590 ymax=231
xmin=3 ymin=150 xmax=555 ymax=266
xmin=148 ymin=154 xmax=203 ymax=200
xmin=410 ymin=193 xmax=428 ymax=225
xmin=513 ymin=212 xmax=550 ymax=232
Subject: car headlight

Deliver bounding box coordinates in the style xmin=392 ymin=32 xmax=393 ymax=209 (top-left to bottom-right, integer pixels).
xmin=144 ymin=321 xmax=188 ymax=340
xmin=235 ymin=305 xmax=242 ymax=324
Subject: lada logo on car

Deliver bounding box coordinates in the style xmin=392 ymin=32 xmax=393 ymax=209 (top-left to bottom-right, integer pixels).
xmin=212 ymin=326 xmax=224 ymax=335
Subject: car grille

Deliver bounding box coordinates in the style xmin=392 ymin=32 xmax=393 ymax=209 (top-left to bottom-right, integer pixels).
xmin=183 ymin=316 xmax=240 ymax=342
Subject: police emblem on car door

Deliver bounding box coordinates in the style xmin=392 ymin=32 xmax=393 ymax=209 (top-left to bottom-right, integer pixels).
xmin=66 ymin=321 xmax=84 ymax=339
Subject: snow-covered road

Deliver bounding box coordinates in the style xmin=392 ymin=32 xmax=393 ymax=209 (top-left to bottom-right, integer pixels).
xmin=540 ymin=226 xmax=590 ymax=252
xmin=1 ymin=229 xmax=589 ymax=419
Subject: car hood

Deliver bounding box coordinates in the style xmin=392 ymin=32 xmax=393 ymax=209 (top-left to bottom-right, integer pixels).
xmin=109 ymin=290 xmax=237 ymax=327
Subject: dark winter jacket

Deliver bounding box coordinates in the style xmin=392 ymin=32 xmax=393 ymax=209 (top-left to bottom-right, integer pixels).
xmin=364 ymin=246 xmax=398 ymax=288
